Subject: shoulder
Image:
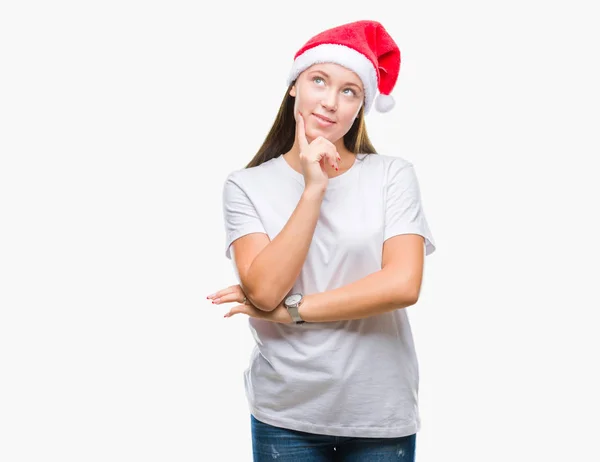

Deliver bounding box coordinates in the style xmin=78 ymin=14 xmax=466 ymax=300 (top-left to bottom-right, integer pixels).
xmin=359 ymin=153 xmax=414 ymax=176
xmin=224 ymin=156 xmax=280 ymax=190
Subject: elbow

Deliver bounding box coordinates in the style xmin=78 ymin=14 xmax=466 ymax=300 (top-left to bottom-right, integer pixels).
xmin=393 ymin=283 xmax=421 ymax=307
xmin=245 ymin=289 xmax=281 ymax=312
xmin=405 ymin=292 xmax=420 ymax=307
xmin=384 ymin=266 xmax=423 ymax=308
xmin=239 ymin=278 xmax=278 ymax=312
xmin=241 ymin=273 xmax=287 ymax=312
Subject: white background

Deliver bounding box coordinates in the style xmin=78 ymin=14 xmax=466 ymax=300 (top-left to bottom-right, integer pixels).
xmin=1 ymin=1 xmax=599 ymax=461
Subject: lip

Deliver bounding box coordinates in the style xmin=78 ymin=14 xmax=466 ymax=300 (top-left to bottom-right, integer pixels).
xmin=312 ymin=113 xmax=336 ymax=124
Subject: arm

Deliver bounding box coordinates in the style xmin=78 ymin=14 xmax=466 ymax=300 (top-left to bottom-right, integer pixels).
xmin=297 ymin=233 xmax=425 ymax=322
xmin=295 ymin=160 xmax=435 ymax=323
xmin=225 ymin=114 xmax=342 ymax=312
xmin=222 ymin=160 xmax=435 ymax=322
xmin=224 ymin=114 xmax=342 ymax=312
xmin=230 ymin=185 xmax=325 ymax=312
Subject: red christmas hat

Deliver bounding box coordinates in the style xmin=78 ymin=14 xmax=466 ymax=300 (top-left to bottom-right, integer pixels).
xmin=286 ymin=20 xmax=401 ymax=114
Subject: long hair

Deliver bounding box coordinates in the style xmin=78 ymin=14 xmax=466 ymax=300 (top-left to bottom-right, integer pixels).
xmin=245 ymin=82 xmax=377 ymax=169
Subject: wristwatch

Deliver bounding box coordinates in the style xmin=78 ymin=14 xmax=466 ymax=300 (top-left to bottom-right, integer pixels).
xmin=284 ymin=293 xmax=306 ymax=324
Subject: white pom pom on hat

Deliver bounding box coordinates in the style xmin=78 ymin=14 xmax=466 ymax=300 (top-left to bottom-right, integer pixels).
xmin=375 ymin=94 xmax=395 ymax=113
xmin=286 ymin=20 xmax=401 ymax=115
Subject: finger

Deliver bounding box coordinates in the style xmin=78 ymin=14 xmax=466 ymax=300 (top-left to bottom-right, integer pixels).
xmin=224 ymin=307 xmax=238 ymax=318
xmin=224 ymin=304 xmax=253 ymax=318
xmin=329 ymin=149 xmax=341 ymax=171
xmin=212 ymin=291 xmax=247 ymax=305
xmin=296 ymin=113 xmax=309 ymax=152
xmin=322 ymin=147 xmax=340 ymax=171
xmin=223 ymin=307 xmax=238 ymax=318
xmin=318 ymin=152 xmax=328 ymax=170
xmin=312 ymin=138 xmax=339 ymax=170
xmin=207 ymin=284 xmax=239 ymax=300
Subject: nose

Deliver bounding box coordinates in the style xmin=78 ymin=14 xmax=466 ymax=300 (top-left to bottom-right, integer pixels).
xmin=321 ymin=89 xmax=338 ymax=112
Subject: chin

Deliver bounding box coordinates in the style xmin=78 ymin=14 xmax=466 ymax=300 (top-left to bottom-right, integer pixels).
xmin=308 ymin=125 xmax=338 ymax=138
xmin=309 ymin=131 xmax=336 ymax=143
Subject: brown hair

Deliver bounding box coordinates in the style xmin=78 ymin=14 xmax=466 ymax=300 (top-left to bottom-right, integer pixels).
xmin=245 ymin=82 xmax=377 ymax=169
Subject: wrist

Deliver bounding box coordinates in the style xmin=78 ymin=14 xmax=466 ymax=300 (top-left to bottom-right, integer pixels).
xmin=302 ymin=185 xmax=326 ymax=201
xmin=284 ymin=293 xmax=307 ymax=324
xmin=297 ymin=294 xmax=310 ymax=323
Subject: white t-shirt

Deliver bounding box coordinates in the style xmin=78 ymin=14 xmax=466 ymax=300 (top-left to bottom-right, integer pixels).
xmin=222 ymin=153 xmax=436 ymax=438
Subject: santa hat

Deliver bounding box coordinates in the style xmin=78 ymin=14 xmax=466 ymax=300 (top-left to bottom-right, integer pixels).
xmin=286 ymin=20 xmax=401 ymax=114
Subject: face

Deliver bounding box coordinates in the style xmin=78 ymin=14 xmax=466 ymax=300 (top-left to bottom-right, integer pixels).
xmin=289 ymin=63 xmax=364 ymax=145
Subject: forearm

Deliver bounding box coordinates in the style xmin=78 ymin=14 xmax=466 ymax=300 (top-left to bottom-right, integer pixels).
xmin=245 ymin=186 xmax=325 ymax=311
xmin=297 ymin=268 xmax=420 ymax=322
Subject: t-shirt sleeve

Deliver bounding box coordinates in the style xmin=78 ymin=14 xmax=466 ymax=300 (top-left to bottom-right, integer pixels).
xmin=222 ymin=173 xmax=268 ymax=260
xmin=384 ymin=161 xmax=436 ymax=256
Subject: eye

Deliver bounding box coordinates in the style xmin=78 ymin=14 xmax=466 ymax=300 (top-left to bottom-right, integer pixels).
xmin=313 ymin=76 xmax=325 ymax=84
xmin=343 ymin=88 xmax=357 ymax=96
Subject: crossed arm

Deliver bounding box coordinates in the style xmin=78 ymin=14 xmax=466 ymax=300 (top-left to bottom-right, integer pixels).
xmin=209 ymin=232 xmax=424 ymax=322
xmin=213 ymin=183 xmax=426 ymax=323
xmin=294 ymin=233 xmax=424 ymax=322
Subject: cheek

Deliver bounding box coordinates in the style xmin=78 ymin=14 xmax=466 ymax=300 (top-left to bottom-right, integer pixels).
xmin=293 ymin=89 xmax=306 ymax=115
xmin=341 ymin=105 xmax=362 ymax=128
xmin=296 ymin=86 xmax=322 ymax=107
xmin=293 ymin=93 xmax=309 ymax=119
xmin=351 ymin=100 xmax=363 ymax=119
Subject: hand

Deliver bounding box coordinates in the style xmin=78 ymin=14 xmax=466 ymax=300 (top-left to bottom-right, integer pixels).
xmin=207 ymin=284 xmax=293 ymax=324
xmin=296 ymin=112 xmax=340 ymax=190
xmin=207 ymin=284 xmax=247 ymax=305
xmin=223 ymin=301 xmax=293 ymax=323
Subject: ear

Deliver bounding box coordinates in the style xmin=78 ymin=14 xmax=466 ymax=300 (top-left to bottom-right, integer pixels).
xmin=289 ymin=85 xmax=296 ymax=98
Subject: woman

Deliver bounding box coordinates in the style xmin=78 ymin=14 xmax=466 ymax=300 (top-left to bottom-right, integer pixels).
xmin=207 ymin=20 xmax=436 ymax=461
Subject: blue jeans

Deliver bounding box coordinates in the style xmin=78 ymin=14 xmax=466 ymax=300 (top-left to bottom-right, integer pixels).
xmin=250 ymin=414 xmax=416 ymax=461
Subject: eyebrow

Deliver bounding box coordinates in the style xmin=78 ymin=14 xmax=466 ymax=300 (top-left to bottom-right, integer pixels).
xmin=308 ymin=70 xmax=363 ymax=91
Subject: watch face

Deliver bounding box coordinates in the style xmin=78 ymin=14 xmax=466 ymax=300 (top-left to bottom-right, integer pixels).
xmin=286 ymin=294 xmax=302 ymax=305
